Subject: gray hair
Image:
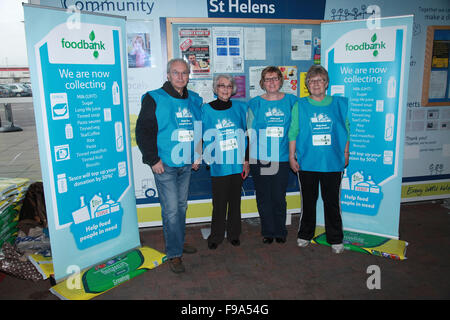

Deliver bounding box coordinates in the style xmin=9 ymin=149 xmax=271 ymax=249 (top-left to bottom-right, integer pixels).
xmin=212 ymin=74 xmax=237 ymax=95
xmin=167 ymin=58 xmax=190 ymax=74
xmin=305 ymin=65 xmax=329 ymax=89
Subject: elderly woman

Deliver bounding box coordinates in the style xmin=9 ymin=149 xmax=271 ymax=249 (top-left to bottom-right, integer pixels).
xmin=202 ymin=74 xmax=249 ymax=249
xmin=248 ymin=66 xmax=299 ymax=244
xmin=288 ymin=65 xmax=350 ymax=254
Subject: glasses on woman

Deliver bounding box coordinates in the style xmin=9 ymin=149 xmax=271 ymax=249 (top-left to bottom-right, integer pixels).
xmin=264 ymin=77 xmax=280 ymax=83
xmin=308 ymin=78 xmax=326 ymax=85
xmin=217 ymin=84 xmax=233 ymax=90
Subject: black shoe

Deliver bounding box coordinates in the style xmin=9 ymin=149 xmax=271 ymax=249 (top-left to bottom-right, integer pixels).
xmin=263 ymin=237 xmax=273 ymax=244
xmin=231 ymin=239 xmax=240 ymax=246
xmin=276 ymin=237 xmax=286 ymax=243
xmin=208 ymin=242 xmax=218 ymax=250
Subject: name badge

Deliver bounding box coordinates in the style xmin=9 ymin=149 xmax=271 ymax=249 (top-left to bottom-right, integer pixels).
xmin=266 ymin=127 xmax=284 ymax=137
xmin=178 ymin=130 xmax=194 ymax=142
xmin=220 ymin=138 xmax=238 ymax=151
xmin=312 ymin=134 xmax=331 ymax=146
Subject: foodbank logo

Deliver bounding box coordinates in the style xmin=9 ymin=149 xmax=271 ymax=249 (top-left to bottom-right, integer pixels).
xmin=345 ymin=33 xmax=386 ymax=57
xmin=61 ymin=31 xmax=105 ymax=58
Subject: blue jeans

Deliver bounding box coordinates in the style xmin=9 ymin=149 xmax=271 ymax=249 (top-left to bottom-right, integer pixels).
xmin=154 ymin=164 xmax=191 ymax=259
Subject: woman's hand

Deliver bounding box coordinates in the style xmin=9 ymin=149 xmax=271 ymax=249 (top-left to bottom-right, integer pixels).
xmin=289 ymin=156 xmax=299 ymax=173
xmin=242 ymin=161 xmax=250 ymax=179
xmin=192 ymin=158 xmax=202 ymax=171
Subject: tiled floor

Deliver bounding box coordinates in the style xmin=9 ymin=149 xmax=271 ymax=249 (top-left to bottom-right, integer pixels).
xmin=1 ymin=201 xmax=449 ymax=300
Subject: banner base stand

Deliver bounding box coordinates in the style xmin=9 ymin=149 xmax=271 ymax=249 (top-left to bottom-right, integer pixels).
xmin=30 ymin=246 xmax=166 ymax=300
xmin=312 ymin=226 xmax=408 ymax=260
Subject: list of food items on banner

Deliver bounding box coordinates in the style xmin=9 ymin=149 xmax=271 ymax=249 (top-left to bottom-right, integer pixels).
xmin=37 ymin=23 xmax=130 ymax=249
xmin=326 ymin=26 xmax=406 ymax=216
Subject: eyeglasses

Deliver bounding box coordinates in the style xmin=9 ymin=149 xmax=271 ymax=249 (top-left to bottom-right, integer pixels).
xmin=308 ymin=79 xmax=326 ymax=85
xmin=217 ymin=84 xmax=233 ymax=90
xmin=264 ymin=77 xmax=280 ymax=83
xmin=170 ymin=71 xmax=189 ymax=77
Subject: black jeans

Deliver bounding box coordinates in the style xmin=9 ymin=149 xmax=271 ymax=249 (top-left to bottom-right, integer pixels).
xmin=297 ymin=171 xmax=344 ymax=245
xmin=250 ymin=161 xmax=290 ymax=238
xmin=209 ymin=173 xmax=243 ymax=244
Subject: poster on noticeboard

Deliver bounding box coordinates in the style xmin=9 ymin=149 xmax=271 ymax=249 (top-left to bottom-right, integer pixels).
xmin=179 ymin=27 xmax=212 ymax=78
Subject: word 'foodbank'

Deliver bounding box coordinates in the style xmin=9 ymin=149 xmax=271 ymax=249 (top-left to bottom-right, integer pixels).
xmin=61 ymin=38 xmax=106 ymax=50
xmin=345 ymin=41 xmax=386 ymax=51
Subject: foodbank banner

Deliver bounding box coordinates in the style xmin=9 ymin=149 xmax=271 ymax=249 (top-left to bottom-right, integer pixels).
xmin=321 ymin=16 xmax=413 ymax=238
xmin=23 ymin=4 xmax=140 ymax=280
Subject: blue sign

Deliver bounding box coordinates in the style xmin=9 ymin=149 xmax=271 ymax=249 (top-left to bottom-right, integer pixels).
xmin=24 ymin=4 xmax=140 ymax=280
xmin=207 ymin=0 xmax=325 ymax=19
xmin=321 ymin=16 xmax=413 ymax=238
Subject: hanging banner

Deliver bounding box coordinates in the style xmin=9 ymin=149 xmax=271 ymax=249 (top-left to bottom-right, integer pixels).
xmin=23 ymin=4 xmax=140 ymax=280
xmin=321 ymin=16 xmax=413 ymax=238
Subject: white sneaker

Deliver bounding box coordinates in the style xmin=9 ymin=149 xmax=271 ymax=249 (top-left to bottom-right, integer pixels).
xmin=297 ymin=238 xmax=310 ymax=247
xmin=331 ymin=243 xmax=345 ymax=254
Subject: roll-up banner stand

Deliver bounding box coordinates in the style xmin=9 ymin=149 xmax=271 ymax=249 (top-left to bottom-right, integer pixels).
xmin=23 ymin=4 xmax=140 ymax=281
xmin=321 ymin=16 xmax=413 ymax=239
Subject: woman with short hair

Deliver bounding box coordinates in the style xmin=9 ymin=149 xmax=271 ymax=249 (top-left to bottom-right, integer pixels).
xmin=202 ymin=74 xmax=249 ymax=249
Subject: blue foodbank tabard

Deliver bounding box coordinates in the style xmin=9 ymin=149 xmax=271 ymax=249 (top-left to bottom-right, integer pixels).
xmin=39 ymin=26 xmax=128 ymax=248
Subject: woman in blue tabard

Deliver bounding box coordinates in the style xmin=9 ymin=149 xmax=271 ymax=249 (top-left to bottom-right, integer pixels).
xmin=288 ymin=65 xmax=350 ymax=254
xmin=248 ymin=66 xmax=299 ymax=244
xmin=202 ymin=74 xmax=249 ymax=249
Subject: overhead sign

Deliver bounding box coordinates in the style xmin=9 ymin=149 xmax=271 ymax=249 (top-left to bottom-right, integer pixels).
xmin=207 ymin=0 xmax=325 ymax=19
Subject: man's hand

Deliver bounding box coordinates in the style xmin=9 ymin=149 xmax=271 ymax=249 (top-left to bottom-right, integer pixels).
xmin=151 ymin=160 xmax=164 ymax=174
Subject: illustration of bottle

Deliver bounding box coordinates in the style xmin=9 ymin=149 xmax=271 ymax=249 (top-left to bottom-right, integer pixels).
xmin=387 ymin=76 xmax=396 ymax=98
xmin=112 ymin=81 xmax=120 ymax=105
xmin=384 ymin=113 xmax=394 ymax=141
xmin=341 ymin=169 xmax=350 ymax=190
xmin=72 ymin=196 xmax=90 ymax=224
xmin=57 ymin=173 xmax=67 ymax=193
xmin=65 ymin=123 xmax=73 ymax=139
xmin=115 ymin=121 xmax=124 ymax=152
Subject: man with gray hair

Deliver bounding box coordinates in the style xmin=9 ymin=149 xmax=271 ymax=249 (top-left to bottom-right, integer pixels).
xmin=136 ymin=58 xmax=203 ymax=273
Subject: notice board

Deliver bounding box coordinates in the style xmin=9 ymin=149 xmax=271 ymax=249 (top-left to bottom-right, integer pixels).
xmin=165 ymin=17 xmax=322 ymax=100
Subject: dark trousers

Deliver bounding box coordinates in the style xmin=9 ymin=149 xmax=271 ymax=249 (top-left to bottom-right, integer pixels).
xmin=250 ymin=161 xmax=290 ymax=238
xmin=297 ymin=171 xmax=344 ymax=245
xmin=209 ymin=173 xmax=243 ymax=244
